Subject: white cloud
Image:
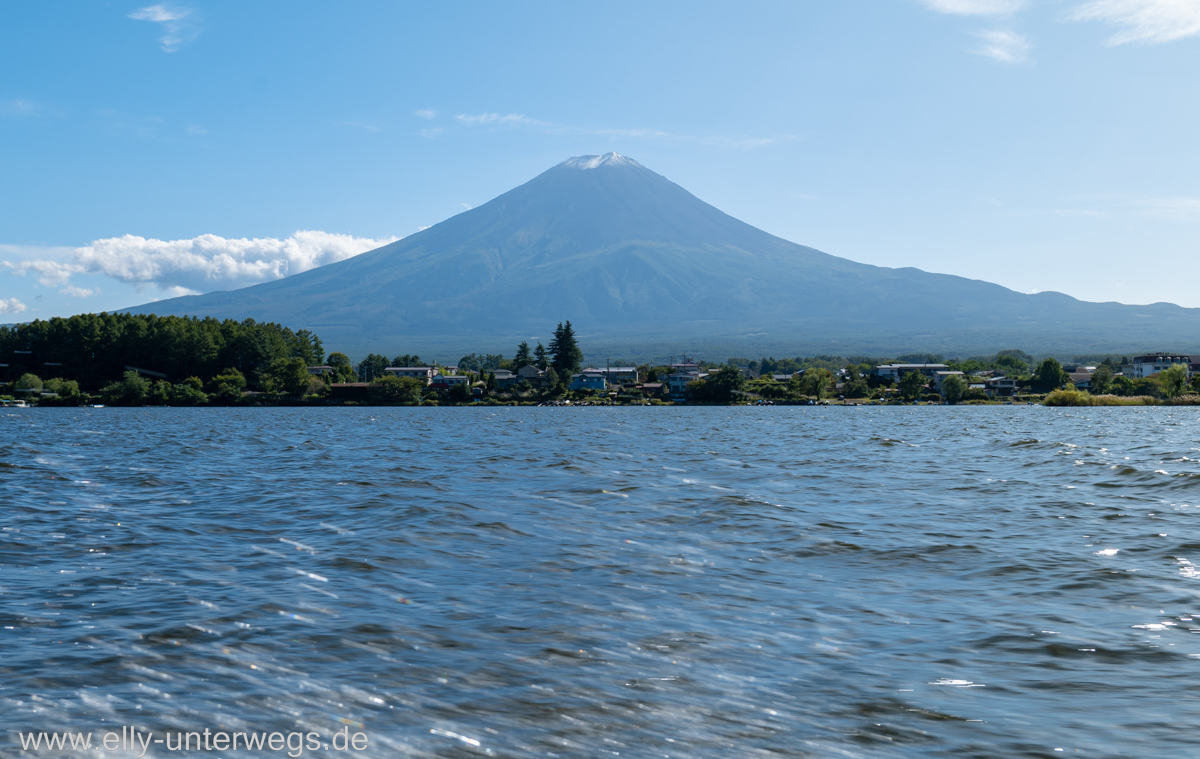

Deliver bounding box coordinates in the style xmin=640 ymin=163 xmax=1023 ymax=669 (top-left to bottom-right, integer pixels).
xmin=922 ymin=0 xmax=1027 ymax=15
xmin=975 ymin=28 xmax=1034 ymax=62
xmin=6 ymin=230 xmax=398 ymax=296
xmin=0 ymin=297 xmax=26 ymax=315
xmin=1070 ymin=0 xmax=1200 ymax=45
xmin=59 ymin=285 xmax=97 ymax=298
xmin=4 ymin=258 xmax=80 ymax=287
xmin=186 ymin=125 xmax=208 ymax=135
xmin=129 ymin=3 xmax=203 ymax=52
xmin=416 ymin=109 xmax=438 ymax=120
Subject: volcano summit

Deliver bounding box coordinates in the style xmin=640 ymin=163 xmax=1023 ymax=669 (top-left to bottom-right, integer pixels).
xmin=128 ymin=153 xmax=1200 ymax=358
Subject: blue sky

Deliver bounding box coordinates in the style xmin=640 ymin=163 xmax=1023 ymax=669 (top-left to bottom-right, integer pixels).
xmin=2 ymin=0 xmax=1199 ymax=320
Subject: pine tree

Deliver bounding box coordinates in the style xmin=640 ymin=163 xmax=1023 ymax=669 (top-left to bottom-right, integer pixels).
xmin=514 ymin=341 xmax=532 ymax=369
xmin=534 ymin=342 xmax=548 ymax=370
xmin=548 ymin=321 xmax=583 ymax=376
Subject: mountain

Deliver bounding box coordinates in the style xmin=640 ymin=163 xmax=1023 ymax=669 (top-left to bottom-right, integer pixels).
xmin=127 ymin=152 xmax=1200 ymax=359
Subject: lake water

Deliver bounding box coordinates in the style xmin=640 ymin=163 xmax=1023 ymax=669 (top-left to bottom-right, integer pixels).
xmin=4 ymin=406 xmax=1200 ymax=757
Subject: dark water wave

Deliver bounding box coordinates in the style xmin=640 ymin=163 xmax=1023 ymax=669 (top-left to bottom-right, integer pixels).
xmin=4 ymin=406 xmax=1200 ymax=757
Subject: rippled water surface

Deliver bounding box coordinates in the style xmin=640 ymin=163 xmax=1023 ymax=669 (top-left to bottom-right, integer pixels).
xmin=6 ymin=406 xmax=1200 ymax=757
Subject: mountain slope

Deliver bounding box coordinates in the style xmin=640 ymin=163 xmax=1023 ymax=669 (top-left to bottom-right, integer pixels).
xmin=127 ymin=153 xmax=1200 ymax=358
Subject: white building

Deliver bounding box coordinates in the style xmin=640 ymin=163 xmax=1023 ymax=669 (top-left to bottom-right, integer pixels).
xmin=1129 ymin=355 xmax=1198 ymax=379
xmin=430 ymin=373 xmax=471 ymax=388
xmin=384 ymin=366 xmax=434 ymax=384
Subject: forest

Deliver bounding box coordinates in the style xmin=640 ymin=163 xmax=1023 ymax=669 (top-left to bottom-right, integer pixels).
xmin=0 ymin=313 xmax=324 ymax=392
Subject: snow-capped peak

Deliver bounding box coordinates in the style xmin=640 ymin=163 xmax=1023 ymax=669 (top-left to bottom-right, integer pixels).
xmin=559 ymin=152 xmax=641 ymax=170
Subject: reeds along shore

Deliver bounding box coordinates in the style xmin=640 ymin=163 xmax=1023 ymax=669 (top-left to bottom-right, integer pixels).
xmin=1043 ymin=390 xmax=1200 ymax=406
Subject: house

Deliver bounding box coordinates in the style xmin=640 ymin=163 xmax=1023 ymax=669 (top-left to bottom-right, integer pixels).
xmin=984 ymin=376 xmax=1020 ymax=397
xmin=1130 ymin=355 xmax=1198 ymax=378
xmin=569 ymin=374 xmax=607 ymax=391
xmin=384 ymin=366 xmax=434 ymax=384
xmin=491 ymin=369 xmax=519 ymax=388
xmin=306 ymin=365 xmax=334 ymax=376
xmin=602 ymin=366 xmax=639 ymax=384
xmin=933 ymin=371 xmax=964 ymax=392
xmin=874 ymin=363 xmax=950 ymax=380
xmin=667 ymin=371 xmax=706 ymax=400
xmin=430 ymin=373 xmax=471 ymax=389
xmin=516 ymin=365 xmax=546 ymax=385
xmin=640 ymin=382 xmax=665 ymax=397
xmin=771 ymin=374 xmax=795 ymax=383
xmin=1069 ymin=371 xmax=1093 ymax=390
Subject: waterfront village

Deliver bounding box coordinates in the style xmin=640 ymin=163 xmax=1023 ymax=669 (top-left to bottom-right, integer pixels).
xmin=305 ymin=351 xmax=1200 ymax=407
xmin=3 ymin=314 xmax=1200 ymax=407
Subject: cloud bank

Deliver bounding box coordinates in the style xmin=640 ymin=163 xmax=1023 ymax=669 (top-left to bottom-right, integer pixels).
xmin=5 ymin=230 xmax=398 ymax=296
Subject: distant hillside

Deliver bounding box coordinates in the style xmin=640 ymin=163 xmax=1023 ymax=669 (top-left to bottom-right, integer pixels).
xmin=126 ymin=152 xmax=1200 ymax=360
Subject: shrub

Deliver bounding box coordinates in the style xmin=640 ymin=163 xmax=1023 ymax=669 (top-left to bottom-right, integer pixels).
xmin=369 ymin=375 xmax=423 ymax=404
xmin=1044 ymin=388 xmax=1092 ymax=406
xmin=15 ymin=373 xmax=42 ymax=392
xmin=100 ymin=370 xmax=150 ymax=406
xmin=209 ymin=368 xmax=247 ymax=403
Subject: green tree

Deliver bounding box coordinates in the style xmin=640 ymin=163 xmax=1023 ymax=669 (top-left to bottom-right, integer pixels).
xmin=390 ymin=353 xmax=422 ymax=367
xmin=149 ymin=380 xmax=172 ymax=405
xmin=43 ymin=378 xmax=80 ymax=398
xmin=369 ymin=375 xmax=423 ymax=404
xmin=513 ymin=341 xmax=532 ymax=369
xmin=1033 ymin=358 xmax=1069 ymax=392
xmin=899 ymin=369 xmax=926 ymax=400
xmin=1089 ymin=365 xmax=1113 ymax=394
xmin=485 ymin=370 xmax=497 ymax=392
xmin=545 ymin=365 xmax=560 ymax=391
xmin=688 ymin=366 xmax=746 ymax=403
xmin=170 ymin=377 xmax=209 ymax=405
xmin=291 ymin=329 xmax=324 ymax=366
xmin=100 ymin=370 xmax=150 ymax=406
xmin=446 ymin=382 xmax=473 ymax=404
xmin=534 ymin=342 xmax=548 ymax=370
xmin=549 ymin=321 xmax=584 ymax=375
xmin=800 ymin=367 xmax=836 ymax=399
xmin=941 ymin=374 xmax=967 ymax=404
xmin=1133 ymin=377 xmax=1164 ymax=398
xmin=15 ymin=373 xmax=42 ymax=392
xmin=263 ymin=357 xmax=310 ymax=397
xmin=1110 ymin=375 xmax=1135 ymax=397
xmin=209 ymin=367 xmax=247 ymax=403
xmin=1159 ymin=364 xmax=1188 ymax=398
xmin=358 ymin=353 xmax=389 ymax=381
